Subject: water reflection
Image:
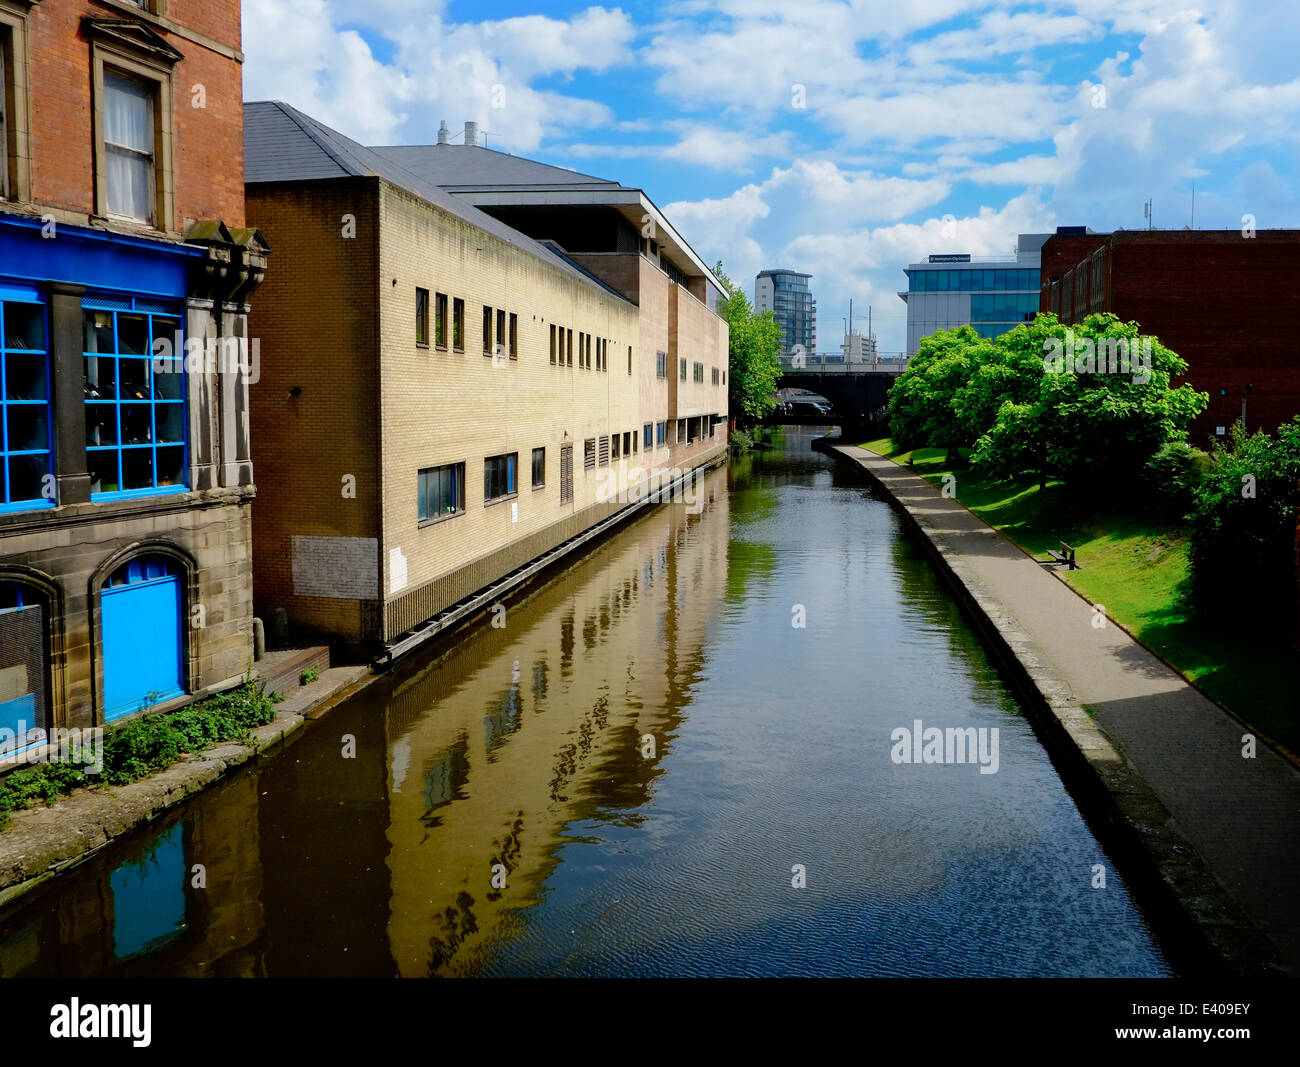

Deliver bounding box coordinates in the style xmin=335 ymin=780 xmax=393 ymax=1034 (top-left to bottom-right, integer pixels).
xmin=0 ymin=429 xmax=1171 ymax=977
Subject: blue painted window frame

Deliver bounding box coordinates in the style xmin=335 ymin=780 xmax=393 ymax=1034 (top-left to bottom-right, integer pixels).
xmin=0 ymin=284 xmax=55 ymax=514
xmin=82 ymin=293 xmax=188 ymax=502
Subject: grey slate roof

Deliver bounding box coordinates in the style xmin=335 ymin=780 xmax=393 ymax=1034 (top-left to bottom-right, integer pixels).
xmin=243 ymin=101 xmax=629 ymax=300
xmin=371 ymin=144 xmax=620 ymax=190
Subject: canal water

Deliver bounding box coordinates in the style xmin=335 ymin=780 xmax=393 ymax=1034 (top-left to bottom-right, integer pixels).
xmin=0 ymin=427 xmax=1170 ymax=977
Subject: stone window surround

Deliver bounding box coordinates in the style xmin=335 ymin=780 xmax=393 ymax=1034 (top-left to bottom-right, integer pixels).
xmin=86 ymin=20 xmax=181 ymax=235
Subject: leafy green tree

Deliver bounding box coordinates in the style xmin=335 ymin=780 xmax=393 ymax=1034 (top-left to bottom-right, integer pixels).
xmin=888 ymin=325 xmax=997 ymax=464
xmin=715 ymin=261 xmax=782 ymax=426
xmin=1187 ymin=418 xmax=1300 ymax=622
xmin=972 ymin=312 xmax=1207 ymax=489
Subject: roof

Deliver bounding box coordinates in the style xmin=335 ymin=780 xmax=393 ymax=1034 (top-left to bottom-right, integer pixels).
xmin=243 ymin=101 xmax=632 ymax=300
xmin=370 ymin=144 xmax=619 ymax=190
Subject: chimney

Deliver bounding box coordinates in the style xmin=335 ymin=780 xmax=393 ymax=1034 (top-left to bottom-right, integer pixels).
xmin=464 ymin=121 xmax=478 ymax=147
xmin=437 ymin=120 xmax=450 ymax=145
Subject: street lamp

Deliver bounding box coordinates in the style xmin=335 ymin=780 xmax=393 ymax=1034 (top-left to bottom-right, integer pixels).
xmin=1241 ymin=384 xmax=1254 ymax=433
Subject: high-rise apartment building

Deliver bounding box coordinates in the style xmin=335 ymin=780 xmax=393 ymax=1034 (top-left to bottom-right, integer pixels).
xmin=755 ymin=270 xmax=816 ymax=356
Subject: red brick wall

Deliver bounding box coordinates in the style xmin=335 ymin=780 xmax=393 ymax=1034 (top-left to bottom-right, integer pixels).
xmin=1040 ymin=230 xmax=1300 ymax=440
xmin=26 ymin=0 xmax=245 ymax=228
xmin=1106 ymin=232 xmax=1300 ymax=440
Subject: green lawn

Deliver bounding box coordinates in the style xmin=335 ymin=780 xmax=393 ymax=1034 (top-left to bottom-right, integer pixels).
xmin=859 ymin=437 xmax=1300 ymax=756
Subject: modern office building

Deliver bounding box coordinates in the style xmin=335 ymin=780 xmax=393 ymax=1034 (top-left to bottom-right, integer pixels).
xmin=1039 ymin=227 xmax=1300 ymax=438
xmin=0 ymin=0 xmax=265 ymax=750
xmin=899 ymin=234 xmax=1049 ymax=353
xmin=755 ymin=270 xmax=816 ymax=356
xmin=244 ymin=106 xmax=729 ymax=657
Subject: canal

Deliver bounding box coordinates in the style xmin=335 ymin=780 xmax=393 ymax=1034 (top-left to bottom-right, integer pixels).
xmin=0 ymin=427 xmax=1170 ymax=977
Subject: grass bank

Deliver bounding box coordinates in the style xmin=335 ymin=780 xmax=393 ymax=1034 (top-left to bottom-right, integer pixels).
xmin=860 ymin=437 xmax=1300 ymax=755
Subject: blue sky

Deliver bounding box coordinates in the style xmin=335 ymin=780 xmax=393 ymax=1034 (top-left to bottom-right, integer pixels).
xmin=243 ymin=1 xmax=1300 ymax=354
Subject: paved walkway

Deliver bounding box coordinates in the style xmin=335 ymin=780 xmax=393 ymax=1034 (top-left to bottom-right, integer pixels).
xmin=835 ymin=444 xmax=1300 ymax=973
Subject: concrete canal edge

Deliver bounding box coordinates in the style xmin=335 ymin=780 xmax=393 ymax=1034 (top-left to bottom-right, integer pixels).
xmin=822 ymin=440 xmax=1288 ymax=979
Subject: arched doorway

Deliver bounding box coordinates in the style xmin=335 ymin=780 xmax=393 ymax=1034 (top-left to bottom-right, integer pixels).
xmin=99 ymin=554 xmax=185 ymax=721
xmin=0 ymin=581 xmax=50 ymax=754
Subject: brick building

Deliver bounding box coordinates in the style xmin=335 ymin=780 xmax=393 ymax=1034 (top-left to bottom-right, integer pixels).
xmin=244 ymin=104 xmax=729 ymax=656
xmin=0 ymin=0 xmax=265 ymax=753
xmin=1039 ymin=227 xmax=1300 ymax=439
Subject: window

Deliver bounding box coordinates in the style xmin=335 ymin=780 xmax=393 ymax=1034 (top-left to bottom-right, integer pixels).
xmin=679 ymin=358 xmax=687 ymax=380
xmin=508 ymin=313 xmax=517 ymax=360
xmin=655 ymin=421 xmax=665 ymax=446
xmin=0 ymin=582 xmax=50 ymax=754
xmin=0 ymin=7 xmax=36 ymax=203
xmin=628 ymin=345 xmax=632 ymax=375
xmin=531 ymin=446 xmax=545 ymax=489
xmin=484 ymin=452 xmax=517 ymax=502
xmin=631 ymin=428 xmax=638 ymax=454
xmin=482 ymin=306 xmax=493 ymax=356
xmin=676 ymin=419 xmax=685 ymax=443
xmin=559 ymin=444 xmax=573 ymax=503
xmin=693 ymin=361 xmax=704 ymax=382
xmin=656 ymin=352 xmax=667 ymax=378
xmin=549 ymin=324 xmax=557 ymax=365
xmin=435 ymin=293 xmax=448 ymax=348
xmin=622 ymin=431 xmax=631 ymax=456
xmin=578 ymin=332 xmax=585 ymax=369
xmin=83 ymin=297 xmax=186 ymax=498
xmin=611 ymin=433 xmax=620 ymax=461
xmin=583 ymin=437 xmax=596 ymax=470
xmin=497 ymin=309 xmax=506 ymax=359
xmin=0 ymin=289 xmax=52 ymax=511
xmin=712 ymin=367 xmax=720 ymax=385
xmin=586 ymin=334 xmax=593 ymax=370
xmin=102 ymin=69 xmax=158 ymax=223
xmin=418 ymin=462 xmax=464 ymax=523
xmin=598 ymin=435 xmax=609 ymax=466
xmin=415 ymin=287 xmax=429 ymax=346
xmin=566 ymin=329 xmax=573 ymax=367
xmin=452 ymin=298 xmax=465 ymax=351
xmin=643 ymin=423 xmax=652 ymax=450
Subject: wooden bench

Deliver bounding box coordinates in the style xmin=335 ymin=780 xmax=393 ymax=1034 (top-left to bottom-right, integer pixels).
xmin=1045 ymin=541 xmax=1078 ymax=570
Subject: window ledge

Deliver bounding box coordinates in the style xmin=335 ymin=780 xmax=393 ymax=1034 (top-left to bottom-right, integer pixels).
xmin=416 ymin=341 xmax=429 ymax=350
xmin=418 ymin=509 xmax=464 ymax=529
xmin=483 ymin=493 xmax=518 ymax=508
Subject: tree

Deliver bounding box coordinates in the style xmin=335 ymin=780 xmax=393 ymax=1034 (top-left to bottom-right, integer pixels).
xmin=1187 ymin=417 xmax=1300 ymax=624
xmin=715 ymin=261 xmax=782 ymax=426
xmin=972 ymin=312 xmax=1208 ymax=489
xmin=888 ymin=325 xmax=999 ymax=464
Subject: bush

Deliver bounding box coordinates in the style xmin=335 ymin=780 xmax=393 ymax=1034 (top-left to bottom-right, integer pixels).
xmin=1143 ymin=441 xmax=1210 ymax=518
xmin=1187 ymin=419 xmax=1300 ymax=622
xmin=729 ymin=427 xmax=754 ymax=455
xmin=0 ymin=679 xmax=277 ymax=828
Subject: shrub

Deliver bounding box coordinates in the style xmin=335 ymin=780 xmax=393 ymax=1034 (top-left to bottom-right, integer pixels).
xmin=1186 ymin=419 xmax=1300 ymax=622
xmin=1 ymin=679 xmax=277 ymax=827
xmin=1143 ymin=441 xmax=1211 ymax=518
xmin=729 ymin=427 xmax=754 ymax=455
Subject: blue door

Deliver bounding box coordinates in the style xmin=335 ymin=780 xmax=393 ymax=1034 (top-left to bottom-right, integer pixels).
xmin=101 ymin=556 xmax=184 ymax=721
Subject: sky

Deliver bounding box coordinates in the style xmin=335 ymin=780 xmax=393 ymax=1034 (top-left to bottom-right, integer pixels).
xmin=242 ymin=0 xmax=1300 ymax=355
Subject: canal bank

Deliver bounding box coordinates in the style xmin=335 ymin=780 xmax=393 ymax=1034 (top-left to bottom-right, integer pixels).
xmin=0 ymin=456 xmax=728 ymax=909
xmin=0 ymin=431 xmax=1176 ymax=977
xmin=825 ymin=440 xmax=1295 ymax=978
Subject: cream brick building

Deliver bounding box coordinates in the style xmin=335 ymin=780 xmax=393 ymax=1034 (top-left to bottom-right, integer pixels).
xmin=244 ymin=104 xmax=729 ymax=655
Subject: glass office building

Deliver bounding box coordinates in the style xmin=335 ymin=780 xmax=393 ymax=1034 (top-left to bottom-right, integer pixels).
xmin=899 ymin=235 xmax=1048 ymax=353
xmin=755 ymin=269 xmax=816 ymax=356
